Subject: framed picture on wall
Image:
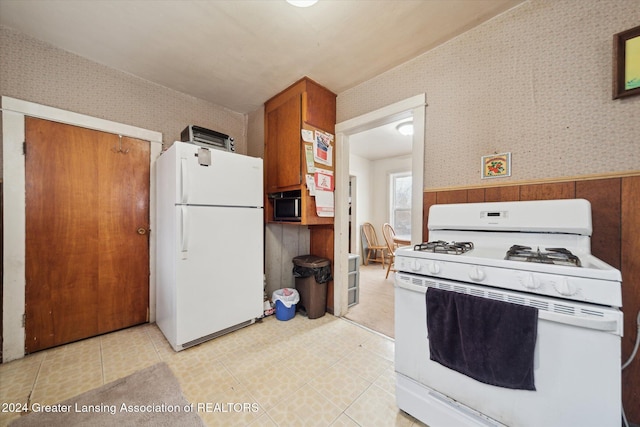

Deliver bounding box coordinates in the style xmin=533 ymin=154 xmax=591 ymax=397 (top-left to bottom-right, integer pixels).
xmin=613 ymin=24 xmax=640 ymax=99
xmin=481 ymin=152 xmax=511 ymax=179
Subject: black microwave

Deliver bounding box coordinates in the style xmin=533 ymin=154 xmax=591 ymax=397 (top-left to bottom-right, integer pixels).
xmin=270 ymin=191 xmax=301 ymax=222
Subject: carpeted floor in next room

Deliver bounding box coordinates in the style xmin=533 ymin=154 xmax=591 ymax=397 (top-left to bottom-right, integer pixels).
xmin=0 ymin=313 xmax=425 ymax=427
xmin=344 ymin=262 xmax=395 ymax=339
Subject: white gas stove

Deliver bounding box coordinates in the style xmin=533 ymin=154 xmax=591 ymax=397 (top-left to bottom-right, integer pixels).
xmin=394 ymin=199 xmax=623 ymax=427
xmin=396 ymin=198 xmax=621 ymax=307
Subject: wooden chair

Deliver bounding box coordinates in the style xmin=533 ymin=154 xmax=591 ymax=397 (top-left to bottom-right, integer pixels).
xmin=362 ymin=222 xmax=387 ymax=267
xmin=382 ymin=223 xmax=398 ymax=279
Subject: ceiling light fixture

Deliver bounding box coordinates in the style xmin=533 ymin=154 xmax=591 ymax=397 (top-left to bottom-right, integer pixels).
xmin=286 ymin=0 xmax=318 ymax=7
xmin=396 ymin=122 xmax=414 ymax=136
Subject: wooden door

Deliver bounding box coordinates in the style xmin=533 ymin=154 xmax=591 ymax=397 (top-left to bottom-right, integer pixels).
xmin=98 ymin=134 xmax=150 ymax=333
xmin=25 ymin=117 xmax=149 ymax=352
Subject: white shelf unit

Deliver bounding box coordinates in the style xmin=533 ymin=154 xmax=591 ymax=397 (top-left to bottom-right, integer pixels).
xmin=348 ymin=253 xmax=360 ymax=307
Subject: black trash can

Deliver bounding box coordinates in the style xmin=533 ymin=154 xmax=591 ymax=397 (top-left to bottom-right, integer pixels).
xmin=292 ymin=255 xmax=332 ymax=319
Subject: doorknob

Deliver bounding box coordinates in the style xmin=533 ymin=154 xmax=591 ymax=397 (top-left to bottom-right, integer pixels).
xmin=137 ymin=227 xmax=148 ymax=235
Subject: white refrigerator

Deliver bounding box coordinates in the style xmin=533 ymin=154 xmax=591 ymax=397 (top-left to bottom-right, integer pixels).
xmin=155 ymin=141 xmax=264 ymax=351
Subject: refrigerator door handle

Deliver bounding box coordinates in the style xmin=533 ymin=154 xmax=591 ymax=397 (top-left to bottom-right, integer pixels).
xmin=181 ymin=206 xmax=189 ymax=258
xmin=180 ymin=157 xmax=189 ymax=204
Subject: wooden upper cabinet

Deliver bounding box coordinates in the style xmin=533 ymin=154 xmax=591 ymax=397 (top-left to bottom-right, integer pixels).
xmin=303 ymin=81 xmax=337 ymax=131
xmin=265 ymin=95 xmax=302 ymax=192
xmin=264 ymin=77 xmax=337 ymax=225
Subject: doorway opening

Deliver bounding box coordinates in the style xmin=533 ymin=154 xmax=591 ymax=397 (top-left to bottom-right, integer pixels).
xmin=343 ymin=120 xmax=414 ymax=337
xmin=333 ymin=94 xmax=426 ymax=336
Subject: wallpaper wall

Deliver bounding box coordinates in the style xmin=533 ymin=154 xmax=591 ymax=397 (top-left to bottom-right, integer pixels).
xmin=0 ymin=25 xmax=246 ymax=174
xmin=247 ymin=105 xmax=265 ymax=159
xmin=337 ymin=0 xmax=640 ymax=190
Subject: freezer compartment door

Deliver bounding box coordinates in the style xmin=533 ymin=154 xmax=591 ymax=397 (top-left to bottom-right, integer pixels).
xmin=175 ymin=205 xmax=263 ymax=346
xmin=177 ymin=141 xmax=263 ymax=207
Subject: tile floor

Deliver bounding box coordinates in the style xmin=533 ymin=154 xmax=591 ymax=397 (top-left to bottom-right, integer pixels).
xmin=345 ymin=263 xmax=395 ymax=338
xmin=0 ymin=314 xmax=427 ymax=427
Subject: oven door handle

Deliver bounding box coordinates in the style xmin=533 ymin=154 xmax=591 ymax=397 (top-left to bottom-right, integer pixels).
xmin=395 ymin=280 xmax=428 ymax=294
xmin=537 ymin=310 xmax=619 ymax=333
xmin=396 ymin=274 xmax=620 ymax=334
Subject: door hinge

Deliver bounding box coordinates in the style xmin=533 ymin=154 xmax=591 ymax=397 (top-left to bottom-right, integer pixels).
xmin=23 ymin=141 xmax=27 ymax=156
xmin=22 ymin=313 xmax=26 ymax=327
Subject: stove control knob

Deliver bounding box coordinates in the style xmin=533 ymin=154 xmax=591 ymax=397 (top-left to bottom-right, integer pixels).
xmin=410 ymin=259 xmax=422 ymax=272
xmin=555 ymin=278 xmax=577 ymax=296
xmin=520 ymin=273 xmax=540 ymax=290
xmin=427 ymin=262 xmax=441 ymax=275
xmin=469 ymin=266 xmax=486 ymax=282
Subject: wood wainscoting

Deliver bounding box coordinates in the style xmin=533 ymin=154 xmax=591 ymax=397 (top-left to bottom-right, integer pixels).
xmin=423 ymin=173 xmax=640 ymax=424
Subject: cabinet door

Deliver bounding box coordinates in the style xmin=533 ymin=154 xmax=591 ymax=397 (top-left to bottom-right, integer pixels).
xmin=303 ymin=82 xmax=337 ymax=132
xmin=265 ymin=95 xmax=302 ymax=192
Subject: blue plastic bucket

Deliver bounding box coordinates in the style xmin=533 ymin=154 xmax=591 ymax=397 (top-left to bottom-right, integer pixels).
xmin=275 ymin=300 xmax=296 ymax=321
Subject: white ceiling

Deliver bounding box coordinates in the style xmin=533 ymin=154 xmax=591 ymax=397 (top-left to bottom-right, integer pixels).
xmin=0 ymin=0 xmax=523 ymax=114
xmin=350 ymin=118 xmax=413 ymax=161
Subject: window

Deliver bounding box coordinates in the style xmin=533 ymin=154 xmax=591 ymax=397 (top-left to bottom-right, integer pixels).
xmin=390 ymin=172 xmax=411 ymax=236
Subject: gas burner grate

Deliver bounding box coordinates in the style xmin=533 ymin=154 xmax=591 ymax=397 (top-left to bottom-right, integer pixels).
xmin=505 ymin=245 xmax=582 ymax=267
xmin=414 ymin=240 xmax=474 ymax=255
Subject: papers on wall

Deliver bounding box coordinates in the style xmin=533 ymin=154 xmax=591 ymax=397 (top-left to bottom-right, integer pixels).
xmin=301 ymin=129 xmax=314 ymax=143
xmin=304 ymin=144 xmax=315 ymax=173
xmin=305 ymin=174 xmax=316 ymax=196
xmin=316 ymin=129 xmax=333 ymax=146
xmin=315 ymin=190 xmax=334 ymax=217
xmin=314 ymin=167 xmax=334 ymax=191
xmin=300 ymin=128 xmax=335 ymax=218
xmin=313 ymin=130 xmax=333 ymax=167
